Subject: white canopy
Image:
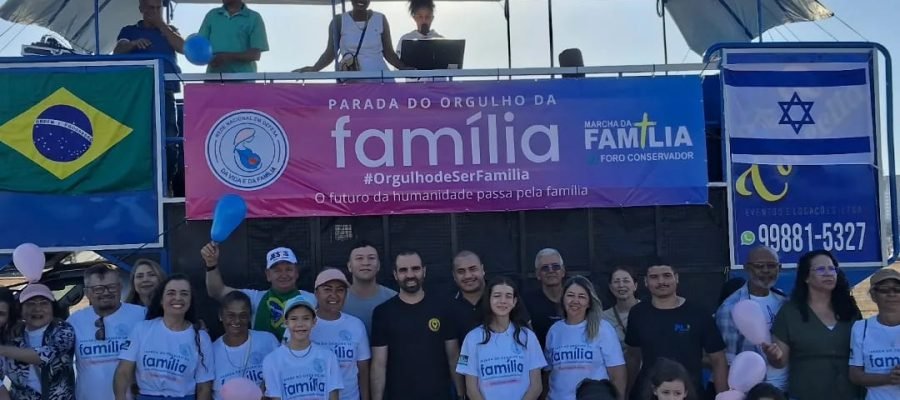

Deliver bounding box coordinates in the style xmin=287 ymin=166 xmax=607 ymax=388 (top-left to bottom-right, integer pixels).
xmin=664 ymin=0 xmax=833 ymax=55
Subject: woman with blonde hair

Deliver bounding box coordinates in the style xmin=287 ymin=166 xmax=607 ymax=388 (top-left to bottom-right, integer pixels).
xmin=125 ymin=259 xmax=167 ymax=307
xmin=545 ymin=275 xmax=626 ymax=400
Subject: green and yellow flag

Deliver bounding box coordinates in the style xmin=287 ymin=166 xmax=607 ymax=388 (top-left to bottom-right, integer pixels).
xmin=0 ymin=67 xmax=154 ymax=194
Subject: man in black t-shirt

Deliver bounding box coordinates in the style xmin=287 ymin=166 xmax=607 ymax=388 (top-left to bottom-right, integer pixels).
xmin=448 ymin=250 xmax=532 ymax=342
xmin=624 ymin=263 xmax=729 ymax=400
xmin=524 ymin=248 xmax=566 ymax=347
xmin=447 ymin=250 xmax=486 ymax=342
xmin=371 ymin=250 xmax=465 ymax=400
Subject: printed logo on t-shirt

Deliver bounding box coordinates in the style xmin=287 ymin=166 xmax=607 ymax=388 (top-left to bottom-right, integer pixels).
xmin=141 ymin=349 xmax=192 ymax=375
xmin=78 ymin=323 xmax=133 ymax=361
xmin=480 ymin=355 xmax=525 ymax=384
xmin=220 ymin=368 xmax=265 ymax=386
xmin=267 ymin=298 xmax=287 ymax=329
xmin=674 ymin=323 xmax=691 ymax=333
xmin=458 ymin=355 xmax=469 ymax=366
xmin=319 ymin=340 xmax=355 ymax=364
xmin=428 ymin=318 xmax=441 ymax=332
xmin=867 ymin=350 xmax=900 ymax=371
xmin=549 ymin=344 xmax=594 ymax=366
xmin=283 ymin=361 xmax=328 ymax=397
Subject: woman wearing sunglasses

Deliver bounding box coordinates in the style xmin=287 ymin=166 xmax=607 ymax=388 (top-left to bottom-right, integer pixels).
xmin=0 ymin=283 xmax=75 ymax=400
xmin=848 ymin=268 xmax=900 ymax=400
xmin=764 ymin=250 xmax=862 ymax=400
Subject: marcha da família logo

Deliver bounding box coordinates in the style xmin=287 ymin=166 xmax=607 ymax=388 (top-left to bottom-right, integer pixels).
xmin=583 ymin=112 xmax=695 ymax=163
xmin=206 ymin=110 xmax=289 ymax=191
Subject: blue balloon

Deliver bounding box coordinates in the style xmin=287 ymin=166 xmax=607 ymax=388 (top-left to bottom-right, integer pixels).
xmin=211 ymin=194 xmax=247 ymax=243
xmin=184 ymin=34 xmax=213 ymax=66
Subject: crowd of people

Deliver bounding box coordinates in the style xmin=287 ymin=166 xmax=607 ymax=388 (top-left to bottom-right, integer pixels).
xmin=0 ymin=240 xmax=896 ymax=400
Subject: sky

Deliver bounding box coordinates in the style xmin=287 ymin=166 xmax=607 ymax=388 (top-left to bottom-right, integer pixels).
xmin=0 ymin=0 xmax=897 ymax=167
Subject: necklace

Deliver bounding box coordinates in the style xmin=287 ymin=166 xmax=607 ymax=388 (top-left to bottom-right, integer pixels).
xmin=224 ymin=335 xmax=252 ymax=373
xmin=289 ymin=343 xmax=313 ymax=359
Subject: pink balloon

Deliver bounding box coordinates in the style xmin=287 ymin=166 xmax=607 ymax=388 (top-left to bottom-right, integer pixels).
xmin=12 ymin=243 xmax=45 ymax=283
xmin=716 ymin=390 xmax=746 ymax=400
xmin=728 ymin=351 xmax=767 ymax=392
xmin=731 ymin=299 xmax=771 ymax=345
xmin=220 ymin=378 xmax=262 ymax=400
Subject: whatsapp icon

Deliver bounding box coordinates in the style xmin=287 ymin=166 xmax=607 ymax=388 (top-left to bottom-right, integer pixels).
xmin=740 ymin=231 xmax=756 ymax=246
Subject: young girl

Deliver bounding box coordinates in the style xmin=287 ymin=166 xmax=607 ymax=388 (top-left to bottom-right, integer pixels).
xmin=642 ymin=358 xmax=696 ymax=400
xmin=546 ymin=276 xmax=626 ymax=400
xmin=457 ymin=277 xmax=546 ymax=400
xmin=262 ymin=293 xmax=343 ymax=400
xmin=212 ymin=291 xmax=279 ymax=400
xmin=114 ymin=274 xmax=215 ymax=400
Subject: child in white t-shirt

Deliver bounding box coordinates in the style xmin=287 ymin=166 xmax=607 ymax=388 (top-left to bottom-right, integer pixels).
xmin=263 ymin=293 xmax=343 ymax=400
xmin=457 ymin=277 xmax=546 ymax=400
xmin=212 ymin=291 xmax=279 ymax=400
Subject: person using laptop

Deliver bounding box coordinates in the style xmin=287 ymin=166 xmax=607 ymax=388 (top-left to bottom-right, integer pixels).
xmin=396 ymin=0 xmax=443 ymax=57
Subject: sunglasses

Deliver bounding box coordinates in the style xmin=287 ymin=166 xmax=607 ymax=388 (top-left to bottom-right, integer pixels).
xmin=812 ymin=265 xmax=839 ymax=276
xmin=540 ymin=263 xmax=563 ymax=273
xmin=872 ymin=286 xmax=900 ymax=295
xmin=95 ymin=317 xmax=106 ymax=341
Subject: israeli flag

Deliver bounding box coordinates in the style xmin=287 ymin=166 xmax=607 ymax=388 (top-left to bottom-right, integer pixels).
xmin=723 ymin=50 xmax=875 ymax=165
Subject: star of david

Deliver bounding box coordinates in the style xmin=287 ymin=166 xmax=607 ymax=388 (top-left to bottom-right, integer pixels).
xmin=778 ymin=92 xmax=815 ymax=134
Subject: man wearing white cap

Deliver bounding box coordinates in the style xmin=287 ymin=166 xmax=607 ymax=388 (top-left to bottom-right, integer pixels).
xmin=311 ymin=268 xmax=371 ymax=400
xmin=201 ymin=242 xmax=313 ymax=338
xmin=849 ymin=268 xmax=900 ymax=400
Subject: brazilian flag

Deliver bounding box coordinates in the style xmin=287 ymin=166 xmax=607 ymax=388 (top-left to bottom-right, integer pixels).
xmin=0 ymin=67 xmax=153 ymax=193
xmin=0 ymin=63 xmax=159 ymax=250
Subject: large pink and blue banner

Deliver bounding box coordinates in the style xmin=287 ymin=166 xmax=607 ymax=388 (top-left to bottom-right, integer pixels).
xmin=184 ymin=77 xmax=708 ymax=219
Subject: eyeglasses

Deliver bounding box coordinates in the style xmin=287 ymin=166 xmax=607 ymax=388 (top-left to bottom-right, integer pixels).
xmin=747 ymin=262 xmax=780 ymax=271
xmin=812 ymin=265 xmax=839 ymax=276
xmin=95 ymin=317 xmax=106 ymax=341
xmin=540 ymin=263 xmax=563 ymax=273
xmin=87 ymin=283 xmax=120 ymax=294
xmin=872 ymin=286 xmax=900 ymax=295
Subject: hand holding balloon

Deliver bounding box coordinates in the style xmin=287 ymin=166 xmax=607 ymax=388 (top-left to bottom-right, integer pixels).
xmin=184 ymin=34 xmax=213 ymax=66
xmin=13 ymin=243 xmax=45 ymax=283
xmin=210 ymin=194 xmax=247 ymax=243
xmin=200 ymin=242 xmax=220 ymax=269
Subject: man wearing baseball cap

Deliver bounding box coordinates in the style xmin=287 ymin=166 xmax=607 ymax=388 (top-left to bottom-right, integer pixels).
xmin=310 ymin=268 xmax=371 ymax=400
xmin=849 ymin=268 xmax=900 ymax=399
xmin=201 ymin=242 xmax=313 ymax=338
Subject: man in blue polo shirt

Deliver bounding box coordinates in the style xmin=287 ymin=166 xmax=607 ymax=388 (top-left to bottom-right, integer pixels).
xmin=198 ymin=0 xmax=269 ymax=73
xmin=114 ymin=0 xmax=185 ymax=196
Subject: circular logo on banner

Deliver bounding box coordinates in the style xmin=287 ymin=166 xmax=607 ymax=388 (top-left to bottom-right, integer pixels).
xmin=206 ymin=110 xmax=289 ymax=191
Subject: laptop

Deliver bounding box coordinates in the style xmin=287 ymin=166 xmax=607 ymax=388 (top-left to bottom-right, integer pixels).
xmin=400 ymin=39 xmax=466 ymax=70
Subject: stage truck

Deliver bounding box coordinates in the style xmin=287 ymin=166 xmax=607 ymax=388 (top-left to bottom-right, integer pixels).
xmin=0 ymin=43 xmax=895 ymax=336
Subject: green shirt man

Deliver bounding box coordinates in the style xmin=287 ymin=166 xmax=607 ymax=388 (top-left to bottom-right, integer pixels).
xmin=198 ymin=0 xmax=269 ymax=73
xmin=202 ymin=244 xmax=311 ymax=338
